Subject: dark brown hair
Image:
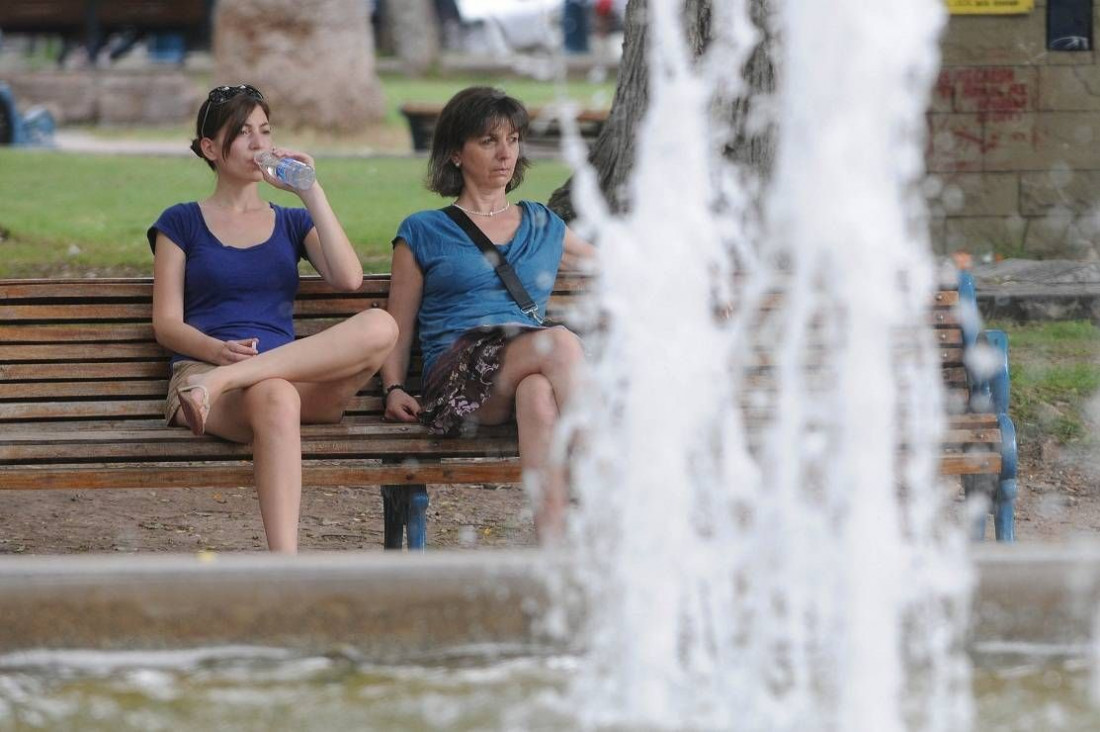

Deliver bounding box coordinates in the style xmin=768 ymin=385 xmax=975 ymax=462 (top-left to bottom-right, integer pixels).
xmin=426 ymin=87 xmax=530 ymax=197
xmin=189 ymin=92 xmax=271 ymax=171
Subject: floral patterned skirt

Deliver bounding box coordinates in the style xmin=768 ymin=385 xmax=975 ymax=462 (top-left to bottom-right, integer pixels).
xmin=419 ymin=324 xmax=543 ymax=436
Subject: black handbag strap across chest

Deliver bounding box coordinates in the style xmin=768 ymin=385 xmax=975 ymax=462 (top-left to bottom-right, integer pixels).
xmin=442 ymin=205 xmax=544 ymax=325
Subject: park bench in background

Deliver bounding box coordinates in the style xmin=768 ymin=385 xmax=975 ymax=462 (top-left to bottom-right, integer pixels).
xmin=0 ymin=0 xmax=205 ymax=64
xmin=0 ymin=271 xmax=1016 ymax=550
xmin=399 ymin=102 xmax=609 ymax=154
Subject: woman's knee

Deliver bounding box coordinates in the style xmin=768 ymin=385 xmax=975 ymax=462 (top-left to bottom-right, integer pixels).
xmin=515 ymin=374 xmax=558 ymax=427
xmin=245 ymin=378 xmax=302 ymax=431
xmin=533 ymin=327 xmax=584 ymax=371
xmin=351 ymin=309 xmax=399 ymax=356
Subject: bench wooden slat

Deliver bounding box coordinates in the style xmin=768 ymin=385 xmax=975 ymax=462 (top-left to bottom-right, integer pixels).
xmin=0 ymin=274 xmax=590 ymax=301
xmin=0 ymin=380 xmax=170 ymax=400
xmin=0 ymin=461 xmax=524 ymax=491
xmin=941 ymin=428 xmax=1001 ymax=444
xmin=0 ymin=422 xmax=460 ymax=444
xmin=0 ymin=339 xmax=965 ymax=366
xmin=0 ymin=395 xmax=383 ymax=421
xmin=0 ymin=303 xmax=152 ymax=321
xmin=0 ymin=276 xmax=395 ymax=299
xmin=0 ymin=343 xmax=168 ymax=361
xmin=0 ymin=362 xmax=168 ymax=381
xmin=1 ymin=435 xmax=520 ymax=463
xmin=0 ymin=415 xmax=995 ymax=445
xmin=940 ymin=453 xmax=1001 ymax=475
xmin=0 ymin=297 xmax=584 ymax=326
xmin=0 ymin=452 xmax=998 ymax=491
xmin=0 ymin=323 xmax=156 ymax=343
xmin=0 ymin=399 xmax=173 ymax=420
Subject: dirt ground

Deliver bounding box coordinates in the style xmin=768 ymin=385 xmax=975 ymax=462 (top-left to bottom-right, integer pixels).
xmin=0 ymin=440 xmax=1093 ymax=554
xmin=0 ymin=481 xmax=538 ymax=554
xmin=1011 ymin=438 xmax=1100 ymax=541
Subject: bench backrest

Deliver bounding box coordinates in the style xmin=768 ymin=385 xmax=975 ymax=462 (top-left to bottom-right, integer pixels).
xmin=0 ymin=274 xmax=964 ymax=428
xmin=0 ymin=274 xmax=589 ymax=428
xmin=0 ymin=0 xmax=205 ymax=32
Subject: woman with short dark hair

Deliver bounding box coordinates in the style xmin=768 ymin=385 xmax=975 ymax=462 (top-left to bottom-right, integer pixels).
xmin=381 ymin=86 xmax=595 ymax=543
xmin=149 ymin=84 xmax=398 ymax=553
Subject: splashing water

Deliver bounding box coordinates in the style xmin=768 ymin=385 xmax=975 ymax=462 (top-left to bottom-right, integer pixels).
xmin=560 ymin=0 xmax=973 ymax=729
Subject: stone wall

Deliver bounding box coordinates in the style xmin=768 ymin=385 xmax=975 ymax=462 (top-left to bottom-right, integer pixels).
xmin=930 ymin=0 xmax=1100 ymax=260
xmin=4 ymin=70 xmax=199 ymax=126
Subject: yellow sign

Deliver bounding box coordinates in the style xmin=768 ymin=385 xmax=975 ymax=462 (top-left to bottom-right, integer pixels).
xmin=947 ymin=0 xmax=1034 ymax=13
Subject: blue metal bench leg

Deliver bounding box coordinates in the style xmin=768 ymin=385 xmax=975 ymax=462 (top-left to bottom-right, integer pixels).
xmin=406 ymin=487 xmax=429 ymax=550
xmin=381 ymin=484 xmax=429 ymax=550
xmin=994 ymin=414 xmax=1018 ymax=542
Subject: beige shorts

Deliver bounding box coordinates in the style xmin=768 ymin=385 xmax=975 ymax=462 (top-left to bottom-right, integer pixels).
xmin=164 ymin=360 xmax=217 ymax=426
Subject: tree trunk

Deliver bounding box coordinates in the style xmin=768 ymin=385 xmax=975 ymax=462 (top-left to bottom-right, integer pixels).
xmin=548 ymin=0 xmax=649 ymax=220
xmin=214 ymin=0 xmax=385 ymax=133
xmin=387 ymin=0 xmax=441 ymax=75
xmin=547 ymin=0 xmax=775 ymax=221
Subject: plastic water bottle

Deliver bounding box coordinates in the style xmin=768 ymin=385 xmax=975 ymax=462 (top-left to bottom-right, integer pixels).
xmin=255 ymin=151 xmax=315 ymax=190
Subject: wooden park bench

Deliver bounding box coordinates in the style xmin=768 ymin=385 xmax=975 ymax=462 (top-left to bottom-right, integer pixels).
xmin=0 ymin=271 xmax=1017 ymax=551
xmin=0 ymin=0 xmax=205 ymax=65
xmin=0 ymin=0 xmax=205 ymax=33
xmin=399 ymin=102 xmax=609 ymax=154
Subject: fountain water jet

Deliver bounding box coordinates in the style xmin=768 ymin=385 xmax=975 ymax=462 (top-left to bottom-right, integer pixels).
xmin=561 ymin=0 xmax=972 ymax=728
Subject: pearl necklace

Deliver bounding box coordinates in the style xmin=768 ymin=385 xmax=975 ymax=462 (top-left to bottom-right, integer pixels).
xmin=453 ymin=201 xmax=511 ymax=217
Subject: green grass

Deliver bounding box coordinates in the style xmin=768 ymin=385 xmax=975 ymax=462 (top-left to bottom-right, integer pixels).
xmin=78 ymin=72 xmax=616 ymax=155
xmin=0 ymin=149 xmax=572 ymax=277
xmin=990 ymin=320 xmax=1100 ymax=443
xmin=0 ymin=72 xmax=606 ymax=276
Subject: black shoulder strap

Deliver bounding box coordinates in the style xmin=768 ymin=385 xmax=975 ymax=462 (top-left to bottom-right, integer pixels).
xmin=442 ymin=205 xmax=543 ymax=324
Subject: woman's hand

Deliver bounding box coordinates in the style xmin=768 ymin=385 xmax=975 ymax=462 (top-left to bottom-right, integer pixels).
xmin=214 ymin=338 xmax=260 ymax=365
xmin=256 ymin=147 xmax=316 ymax=193
xmin=384 ymin=390 xmax=421 ymax=423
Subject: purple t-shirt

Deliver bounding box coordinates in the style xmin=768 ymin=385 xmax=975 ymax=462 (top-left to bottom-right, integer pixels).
xmin=147 ymin=202 xmax=314 ymax=365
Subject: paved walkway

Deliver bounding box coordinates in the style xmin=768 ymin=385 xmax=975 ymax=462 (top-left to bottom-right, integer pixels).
xmin=54 ymin=131 xmax=190 ymax=156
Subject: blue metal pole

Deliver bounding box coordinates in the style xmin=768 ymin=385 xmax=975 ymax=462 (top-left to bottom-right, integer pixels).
xmin=406 ymin=486 xmax=429 ymax=550
xmin=994 ymin=414 xmax=1018 ymax=542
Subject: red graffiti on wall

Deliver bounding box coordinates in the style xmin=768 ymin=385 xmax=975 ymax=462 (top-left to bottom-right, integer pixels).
xmin=928 ymin=66 xmax=1036 ymax=170
xmin=936 ymin=67 xmax=1031 ymax=121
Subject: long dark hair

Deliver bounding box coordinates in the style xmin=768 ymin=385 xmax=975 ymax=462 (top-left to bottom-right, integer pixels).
xmin=426 ymin=86 xmax=530 ymax=197
xmin=189 ymin=91 xmax=271 ymax=171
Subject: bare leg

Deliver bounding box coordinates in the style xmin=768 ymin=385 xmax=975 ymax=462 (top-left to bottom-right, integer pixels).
xmin=175 ymin=379 xmax=304 ymax=552
xmin=515 ymin=374 xmax=567 ymax=542
xmin=470 ymin=327 xmax=584 ymax=542
xmin=172 ymin=310 xmax=397 ymax=552
xmin=245 ymin=379 xmax=302 ymax=552
xmin=180 ymin=310 xmax=398 ymax=428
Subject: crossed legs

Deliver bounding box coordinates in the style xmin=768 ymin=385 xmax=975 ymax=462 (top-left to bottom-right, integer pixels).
xmin=174 ymin=309 xmax=398 ymax=552
xmin=470 ymin=326 xmax=584 ymax=543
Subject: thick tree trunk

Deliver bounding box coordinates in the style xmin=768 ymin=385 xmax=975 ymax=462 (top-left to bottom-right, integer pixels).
xmin=547 ymin=0 xmax=774 ymax=221
xmin=214 ymin=0 xmax=385 ymax=132
xmin=548 ymin=0 xmax=649 ymax=220
xmin=387 ymin=0 xmax=441 ymax=75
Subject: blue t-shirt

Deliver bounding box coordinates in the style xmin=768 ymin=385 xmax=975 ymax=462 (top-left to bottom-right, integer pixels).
xmin=147 ymin=202 xmax=314 ymax=365
xmin=394 ymin=200 xmax=565 ymax=377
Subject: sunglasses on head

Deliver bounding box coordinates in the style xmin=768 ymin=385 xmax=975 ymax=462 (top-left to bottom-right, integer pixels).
xmin=199 ymin=84 xmax=264 ymax=138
